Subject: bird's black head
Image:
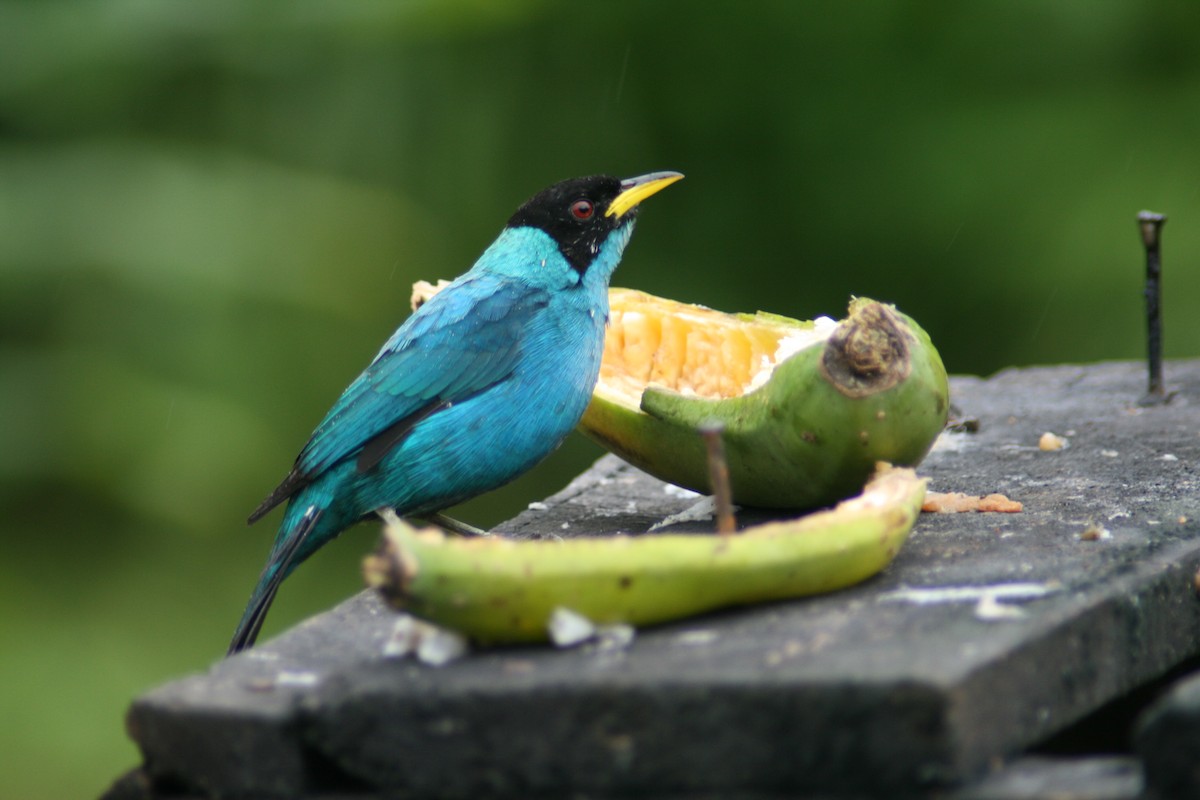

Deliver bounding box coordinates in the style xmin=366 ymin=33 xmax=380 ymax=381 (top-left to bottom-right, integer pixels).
xmin=507 ymin=172 xmax=683 ymax=274
xmin=507 ymin=175 xmax=626 ymax=274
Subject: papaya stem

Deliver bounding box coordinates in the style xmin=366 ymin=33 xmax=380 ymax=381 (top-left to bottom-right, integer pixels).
xmin=699 ymin=421 xmax=737 ymax=535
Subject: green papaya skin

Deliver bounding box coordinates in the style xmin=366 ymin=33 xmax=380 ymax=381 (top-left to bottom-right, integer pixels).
xmin=364 ymin=466 xmax=926 ymax=644
xmin=579 ymin=297 xmax=949 ymax=510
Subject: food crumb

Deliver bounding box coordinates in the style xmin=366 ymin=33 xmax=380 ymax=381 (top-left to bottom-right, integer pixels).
xmin=974 ymin=594 xmax=1027 ymax=621
xmin=548 ymin=607 xmax=596 ymax=647
xmin=674 ymin=629 xmax=719 ymax=646
xmin=1079 ymin=524 xmax=1111 ymax=541
xmin=923 ymin=491 xmax=1023 ymax=513
xmin=1039 ymin=432 xmax=1067 ymax=451
xmin=410 ymin=279 xmax=452 ymax=311
xmin=979 ymin=494 xmax=1023 ymax=512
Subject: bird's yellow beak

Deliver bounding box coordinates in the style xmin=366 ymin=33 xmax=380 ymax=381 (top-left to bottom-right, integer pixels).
xmin=606 ymin=171 xmax=684 ymax=219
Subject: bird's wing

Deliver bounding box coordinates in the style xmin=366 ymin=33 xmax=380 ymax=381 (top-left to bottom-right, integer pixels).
xmin=248 ymin=276 xmax=551 ymax=523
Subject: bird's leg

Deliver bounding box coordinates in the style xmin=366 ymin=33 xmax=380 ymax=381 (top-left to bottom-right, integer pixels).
xmin=372 ymin=508 xmax=490 ymax=537
xmin=421 ymin=512 xmax=492 ymax=538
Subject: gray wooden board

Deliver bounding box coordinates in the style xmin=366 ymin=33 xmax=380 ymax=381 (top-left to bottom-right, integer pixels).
xmin=949 ymin=756 xmax=1142 ymax=800
xmin=125 ymin=361 xmax=1200 ymax=798
xmin=1135 ymin=670 xmax=1200 ymax=797
xmin=101 ymin=756 xmax=1145 ymax=800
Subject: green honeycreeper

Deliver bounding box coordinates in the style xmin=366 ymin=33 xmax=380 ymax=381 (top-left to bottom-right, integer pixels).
xmin=229 ymin=171 xmax=683 ymax=653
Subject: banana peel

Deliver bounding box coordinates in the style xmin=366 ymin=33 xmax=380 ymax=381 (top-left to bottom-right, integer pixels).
xmin=364 ymin=465 xmax=926 ymax=644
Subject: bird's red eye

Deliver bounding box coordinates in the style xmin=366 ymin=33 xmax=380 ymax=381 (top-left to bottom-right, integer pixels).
xmin=570 ymin=199 xmax=594 ymax=220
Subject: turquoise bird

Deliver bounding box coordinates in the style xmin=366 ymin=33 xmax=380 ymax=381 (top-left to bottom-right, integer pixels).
xmin=229 ymin=171 xmax=683 ymax=653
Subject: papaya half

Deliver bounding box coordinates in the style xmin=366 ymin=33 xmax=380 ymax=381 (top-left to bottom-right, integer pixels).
xmin=581 ymin=290 xmax=949 ymax=509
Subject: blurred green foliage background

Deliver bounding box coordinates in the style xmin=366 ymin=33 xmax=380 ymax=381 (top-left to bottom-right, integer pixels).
xmin=3 ymin=2 xmax=1200 ymax=797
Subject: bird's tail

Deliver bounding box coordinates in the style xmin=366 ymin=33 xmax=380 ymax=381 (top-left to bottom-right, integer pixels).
xmin=227 ymin=505 xmax=323 ymax=655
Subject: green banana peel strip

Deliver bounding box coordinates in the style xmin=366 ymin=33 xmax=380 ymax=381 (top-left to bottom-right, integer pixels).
xmin=364 ymin=465 xmax=926 ymax=644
